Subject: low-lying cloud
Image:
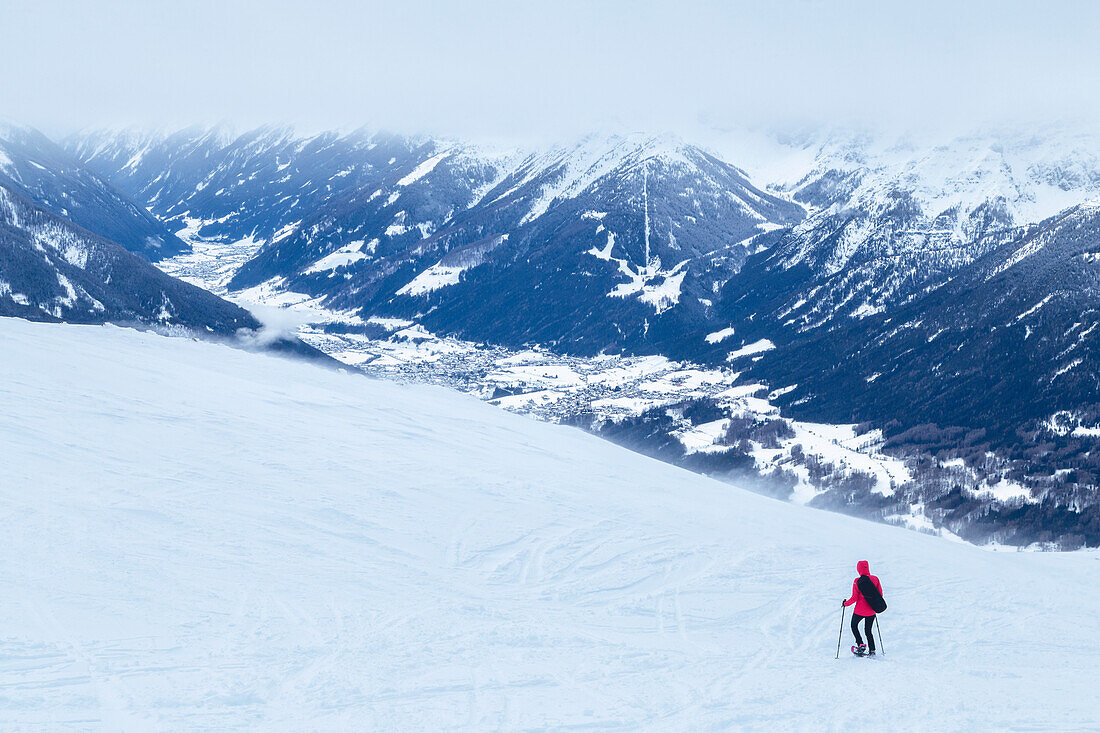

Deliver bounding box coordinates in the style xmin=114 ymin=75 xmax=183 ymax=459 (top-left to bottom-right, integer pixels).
xmin=4 ymin=0 xmax=1099 ymax=140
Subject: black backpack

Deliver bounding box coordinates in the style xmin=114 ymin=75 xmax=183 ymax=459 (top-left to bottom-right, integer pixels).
xmin=857 ymin=575 xmax=887 ymax=613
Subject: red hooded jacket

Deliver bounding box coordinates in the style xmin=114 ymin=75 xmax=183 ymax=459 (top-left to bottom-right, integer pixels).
xmin=843 ymin=560 xmax=883 ymax=616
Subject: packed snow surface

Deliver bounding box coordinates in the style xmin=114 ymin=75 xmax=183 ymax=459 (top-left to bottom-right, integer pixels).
xmin=3 ymin=318 xmax=1100 ymax=729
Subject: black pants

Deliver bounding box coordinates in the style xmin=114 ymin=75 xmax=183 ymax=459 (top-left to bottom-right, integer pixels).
xmin=851 ymin=613 xmax=876 ymax=651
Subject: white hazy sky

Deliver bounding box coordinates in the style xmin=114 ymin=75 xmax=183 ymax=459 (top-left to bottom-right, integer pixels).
xmin=4 ymin=0 xmax=1099 ymax=139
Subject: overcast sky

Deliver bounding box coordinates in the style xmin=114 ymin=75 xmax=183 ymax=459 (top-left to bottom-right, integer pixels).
xmin=4 ymin=0 xmax=1099 ymax=140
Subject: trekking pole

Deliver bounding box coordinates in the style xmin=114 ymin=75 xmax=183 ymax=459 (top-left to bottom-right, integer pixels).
xmin=875 ymin=616 xmax=885 ymax=657
xmin=835 ymin=605 xmax=845 ymax=659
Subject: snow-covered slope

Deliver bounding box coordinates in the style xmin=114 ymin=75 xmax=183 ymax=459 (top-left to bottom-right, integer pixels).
xmin=3 ymin=317 xmax=1099 ymax=729
xmin=781 ymin=128 xmax=1100 ymax=230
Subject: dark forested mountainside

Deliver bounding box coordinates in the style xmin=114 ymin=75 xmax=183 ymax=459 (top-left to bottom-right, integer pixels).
xmin=0 ymin=183 xmax=258 ymax=332
xmin=1 ymin=123 xmax=186 ymax=259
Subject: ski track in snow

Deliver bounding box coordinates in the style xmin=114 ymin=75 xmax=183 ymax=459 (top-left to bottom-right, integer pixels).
xmin=2 ymin=318 xmax=1100 ymax=730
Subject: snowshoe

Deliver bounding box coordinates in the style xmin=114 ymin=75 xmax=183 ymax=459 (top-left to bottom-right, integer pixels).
xmin=851 ymin=644 xmax=867 ymax=657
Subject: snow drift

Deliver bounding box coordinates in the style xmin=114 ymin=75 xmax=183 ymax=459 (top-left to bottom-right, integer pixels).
xmin=2 ymin=317 xmax=1099 ymax=729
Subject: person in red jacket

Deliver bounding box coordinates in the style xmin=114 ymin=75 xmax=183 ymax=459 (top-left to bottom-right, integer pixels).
xmin=842 ymin=560 xmax=883 ymax=656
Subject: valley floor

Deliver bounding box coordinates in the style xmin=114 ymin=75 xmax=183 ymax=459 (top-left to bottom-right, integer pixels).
xmin=3 ymin=317 xmax=1100 ymax=729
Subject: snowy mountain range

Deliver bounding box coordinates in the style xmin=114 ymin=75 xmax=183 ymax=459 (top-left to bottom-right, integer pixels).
xmin=66 ymin=125 xmax=1100 ymax=351
xmin=716 ymin=127 xmax=1100 ymax=332
xmin=3 ymin=119 xmax=1096 ymax=545
xmin=67 ymin=127 xmax=804 ymax=357
xmin=734 ymin=200 xmax=1100 ymax=434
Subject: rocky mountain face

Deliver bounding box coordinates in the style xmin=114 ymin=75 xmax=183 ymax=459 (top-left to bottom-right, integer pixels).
xmin=67 ymin=126 xmax=455 ymax=246
xmin=288 ymin=135 xmax=803 ymax=359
